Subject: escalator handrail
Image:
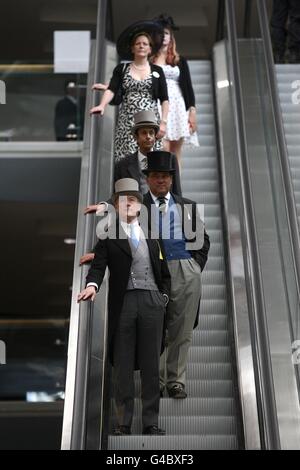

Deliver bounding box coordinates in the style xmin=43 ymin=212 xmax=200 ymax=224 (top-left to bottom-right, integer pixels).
xmin=257 ymin=0 xmax=300 ymax=335
xmin=225 ymin=0 xmax=281 ymax=449
xmin=61 ymin=0 xmax=110 ymax=450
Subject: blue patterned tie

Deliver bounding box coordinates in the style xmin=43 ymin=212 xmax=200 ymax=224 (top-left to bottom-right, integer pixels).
xmin=130 ymin=224 xmax=139 ymax=249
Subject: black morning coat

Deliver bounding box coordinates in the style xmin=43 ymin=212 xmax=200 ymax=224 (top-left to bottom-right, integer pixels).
xmin=85 ymin=225 xmax=171 ymax=365
xmin=114 ymin=151 xmax=182 ymax=197
xmin=143 ymin=191 xmax=211 ymax=328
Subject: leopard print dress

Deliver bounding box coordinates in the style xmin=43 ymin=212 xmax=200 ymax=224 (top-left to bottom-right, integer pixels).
xmin=114 ymin=66 xmax=162 ymax=161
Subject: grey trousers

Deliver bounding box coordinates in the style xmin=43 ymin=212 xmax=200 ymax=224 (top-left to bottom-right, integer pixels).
xmin=160 ymin=258 xmax=201 ymax=389
xmin=113 ymin=289 xmax=165 ymax=428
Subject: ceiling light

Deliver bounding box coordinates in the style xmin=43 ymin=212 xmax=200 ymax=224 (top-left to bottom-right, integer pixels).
xmin=64 ymin=238 xmax=76 ymax=245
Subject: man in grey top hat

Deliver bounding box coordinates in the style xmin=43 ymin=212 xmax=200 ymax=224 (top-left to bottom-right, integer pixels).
xmin=114 ymin=110 xmax=182 ymax=196
xmin=84 ymin=110 xmax=181 ymax=213
xmin=78 ymin=178 xmax=170 ymax=436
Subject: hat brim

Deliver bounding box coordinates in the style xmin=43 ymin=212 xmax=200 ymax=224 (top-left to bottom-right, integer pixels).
xmin=142 ymin=169 xmax=175 ymax=175
xmin=152 ymin=15 xmax=180 ymax=31
xmin=157 ymin=21 xmax=179 ymax=31
xmin=132 ymin=122 xmax=160 ymax=134
xmin=117 ymin=20 xmax=164 ymax=60
xmin=112 ymin=190 xmax=143 ymax=203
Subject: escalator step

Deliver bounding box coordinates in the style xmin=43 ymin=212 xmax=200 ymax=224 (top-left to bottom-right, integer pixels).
xmin=188 ymin=345 xmax=231 ymax=362
xmin=110 ymin=415 xmax=237 ymax=437
xmin=108 ymin=434 xmax=239 ymax=450
xmin=131 ymin=379 xmax=235 ymax=398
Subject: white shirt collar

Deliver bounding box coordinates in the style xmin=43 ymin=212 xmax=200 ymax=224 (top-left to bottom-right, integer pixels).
xmin=150 ymin=191 xmax=171 ymax=205
xmin=120 ymin=219 xmax=141 ymax=239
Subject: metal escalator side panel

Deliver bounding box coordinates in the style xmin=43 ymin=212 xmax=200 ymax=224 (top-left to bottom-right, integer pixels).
xmin=61 ymin=0 xmax=117 ymax=448
xmin=213 ymin=40 xmax=261 ymax=449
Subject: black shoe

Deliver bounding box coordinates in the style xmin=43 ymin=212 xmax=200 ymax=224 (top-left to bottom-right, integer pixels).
xmin=160 ymin=387 xmax=165 ymax=398
xmin=113 ymin=425 xmax=131 ymax=435
xmin=167 ymin=384 xmax=187 ymax=399
xmin=143 ymin=425 xmax=166 ymax=435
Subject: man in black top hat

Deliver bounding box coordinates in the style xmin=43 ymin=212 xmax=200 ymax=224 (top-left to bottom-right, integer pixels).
xmin=142 ymin=151 xmax=210 ymax=399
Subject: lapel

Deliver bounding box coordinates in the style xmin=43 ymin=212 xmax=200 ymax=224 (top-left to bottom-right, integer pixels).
xmin=171 ymin=192 xmax=189 ymax=232
xmin=127 ymin=152 xmax=140 ymax=181
xmin=146 ymin=238 xmax=159 ymax=273
xmin=143 ymin=192 xmax=156 ymax=233
xmin=109 ymin=223 xmax=132 ymax=258
xmin=143 ymin=192 xmax=155 ymax=210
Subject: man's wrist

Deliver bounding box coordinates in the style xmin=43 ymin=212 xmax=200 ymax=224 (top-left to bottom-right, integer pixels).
xmin=96 ymin=201 xmax=108 ymax=215
xmin=86 ymin=282 xmax=98 ymax=292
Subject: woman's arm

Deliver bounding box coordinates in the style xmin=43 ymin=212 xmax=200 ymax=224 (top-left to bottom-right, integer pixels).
xmin=90 ymin=63 xmax=125 ymax=115
xmin=180 ymin=58 xmax=197 ymax=132
xmin=92 ymin=83 xmax=109 ymax=91
xmin=188 ymin=106 xmax=197 ymax=133
xmin=90 ymin=89 xmax=115 ymax=115
xmin=153 ymin=65 xmax=169 ymax=139
xmin=157 ymin=100 xmax=169 ymax=139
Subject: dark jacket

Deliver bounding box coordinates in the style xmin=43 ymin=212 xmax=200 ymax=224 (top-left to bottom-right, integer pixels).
xmin=143 ymin=191 xmax=210 ymax=271
xmin=54 ymin=96 xmax=84 ymax=141
xmin=143 ymin=191 xmax=209 ymax=329
xmin=108 ymin=63 xmax=169 ymax=104
xmin=86 ymin=228 xmax=171 ymax=363
xmin=178 ymin=57 xmax=196 ymax=110
xmin=114 ymin=151 xmax=182 ymax=196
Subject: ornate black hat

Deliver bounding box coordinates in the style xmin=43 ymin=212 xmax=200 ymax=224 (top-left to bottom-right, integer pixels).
xmin=143 ymin=151 xmax=176 ymax=175
xmin=116 ymin=20 xmax=164 ymax=60
xmin=153 ymin=13 xmax=179 ymax=31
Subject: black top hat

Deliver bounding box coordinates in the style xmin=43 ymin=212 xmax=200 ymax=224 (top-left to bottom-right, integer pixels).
xmin=142 ymin=151 xmax=175 ymax=175
xmin=116 ymin=20 xmax=164 ymax=60
xmin=153 ymin=13 xmax=179 ymax=31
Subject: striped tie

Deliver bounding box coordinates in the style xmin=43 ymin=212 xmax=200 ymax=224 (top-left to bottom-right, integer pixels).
xmin=157 ymin=196 xmax=167 ymax=213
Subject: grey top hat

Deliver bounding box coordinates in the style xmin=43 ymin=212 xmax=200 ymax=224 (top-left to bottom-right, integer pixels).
xmin=132 ymin=110 xmax=160 ymax=134
xmin=112 ymin=178 xmax=143 ymax=203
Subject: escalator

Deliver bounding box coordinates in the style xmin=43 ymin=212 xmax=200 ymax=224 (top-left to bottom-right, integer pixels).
xmin=108 ymin=60 xmax=241 ymax=450
xmin=275 ymin=64 xmax=300 ymax=228
xmin=61 ymin=0 xmax=300 ymax=451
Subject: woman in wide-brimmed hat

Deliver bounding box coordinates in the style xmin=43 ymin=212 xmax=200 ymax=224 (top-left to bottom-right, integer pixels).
xmin=90 ymin=20 xmax=169 ymax=161
xmin=151 ymin=14 xmax=199 ymax=170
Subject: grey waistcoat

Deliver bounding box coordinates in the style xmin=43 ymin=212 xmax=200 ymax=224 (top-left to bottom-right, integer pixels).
xmin=127 ymin=236 xmax=159 ymax=291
